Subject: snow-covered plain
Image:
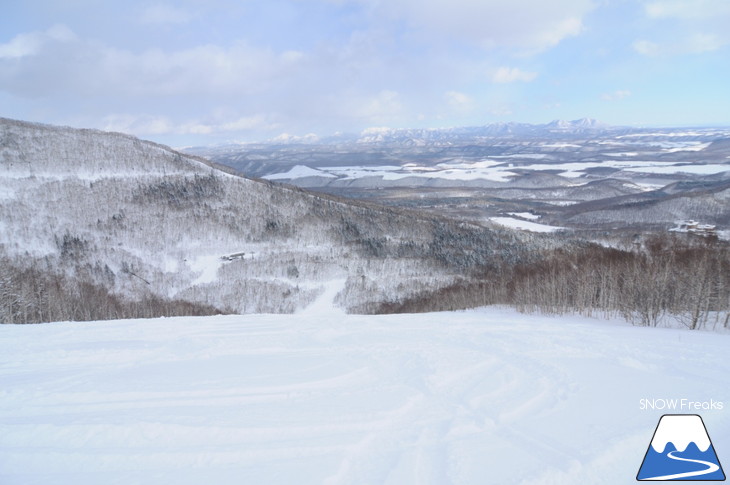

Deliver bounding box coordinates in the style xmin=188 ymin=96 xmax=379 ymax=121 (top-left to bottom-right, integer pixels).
xmin=489 ymin=217 xmax=565 ymax=233
xmin=263 ymin=165 xmax=337 ymax=180
xmin=2 ymin=308 xmax=729 ymax=485
xmin=261 ymin=159 xmax=729 ymax=184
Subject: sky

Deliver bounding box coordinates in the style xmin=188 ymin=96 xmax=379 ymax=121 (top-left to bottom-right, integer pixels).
xmin=1 ymin=0 xmax=729 ymax=146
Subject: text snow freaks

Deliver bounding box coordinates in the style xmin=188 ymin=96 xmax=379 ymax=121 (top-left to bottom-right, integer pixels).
xmin=640 ymin=399 xmax=724 ymax=411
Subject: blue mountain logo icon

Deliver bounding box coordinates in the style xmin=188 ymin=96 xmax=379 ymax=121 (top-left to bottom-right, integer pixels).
xmin=637 ymin=414 xmax=725 ymax=481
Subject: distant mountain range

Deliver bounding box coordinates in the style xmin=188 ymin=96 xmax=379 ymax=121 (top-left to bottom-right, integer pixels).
xmin=188 ymin=119 xmax=627 ymax=149
xmin=187 ymin=120 xmax=730 ymax=235
xmin=350 ymin=118 xmax=619 ymax=145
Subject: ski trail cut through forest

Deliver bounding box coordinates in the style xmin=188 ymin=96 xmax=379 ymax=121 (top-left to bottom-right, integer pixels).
xmin=300 ymin=279 xmax=346 ymax=315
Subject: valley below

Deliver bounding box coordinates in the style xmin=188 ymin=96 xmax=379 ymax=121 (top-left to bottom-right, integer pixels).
xmin=189 ymin=120 xmax=730 ymax=237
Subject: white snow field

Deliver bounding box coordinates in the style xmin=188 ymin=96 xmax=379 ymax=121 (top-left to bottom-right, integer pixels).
xmin=489 ymin=217 xmax=565 ymax=233
xmin=1 ymin=308 xmax=729 ymax=485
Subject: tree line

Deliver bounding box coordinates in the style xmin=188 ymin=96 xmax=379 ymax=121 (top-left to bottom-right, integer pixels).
xmin=0 ymin=259 xmax=223 ymax=324
xmin=2 ymin=228 xmax=728 ymax=328
xmin=377 ymin=234 xmax=730 ymax=330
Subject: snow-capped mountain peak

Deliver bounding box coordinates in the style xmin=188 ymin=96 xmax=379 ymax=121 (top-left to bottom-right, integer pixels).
xmin=547 ymin=118 xmax=606 ymax=131
xmin=270 ymin=132 xmax=320 ymax=144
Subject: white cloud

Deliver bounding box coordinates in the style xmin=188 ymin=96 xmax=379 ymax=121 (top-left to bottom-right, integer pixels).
xmin=0 ymin=2 xmax=596 ymax=142
xmin=0 ymin=33 xmax=41 ymax=59
xmin=639 ymin=0 xmax=730 ymax=56
xmin=103 ymin=114 xmax=173 ymax=135
xmin=344 ymin=0 xmax=595 ymax=52
xmin=491 ymin=67 xmax=537 ymax=84
xmin=489 ymin=107 xmax=513 ymax=117
xmin=103 ymin=113 xmax=278 ymax=137
xmin=318 ymin=0 xmax=595 ymax=55
xmin=645 ymin=0 xmax=730 ymax=20
xmin=140 ymin=4 xmax=193 ymax=25
xmin=601 ymin=90 xmax=631 ymax=101
xmin=633 ymin=39 xmax=661 ymax=56
xmin=634 ymin=35 xmax=727 ymax=56
xmin=0 ymin=25 xmax=75 ymax=59
xmin=351 ymin=90 xmax=403 ymax=123
xmin=0 ymin=23 xmax=429 ymax=138
xmin=219 ymin=115 xmax=278 ymax=132
xmin=686 ymin=33 xmax=725 ymax=53
xmin=0 ymin=27 xmax=305 ymax=98
xmin=445 ymin=91 xmax=474 ymax=112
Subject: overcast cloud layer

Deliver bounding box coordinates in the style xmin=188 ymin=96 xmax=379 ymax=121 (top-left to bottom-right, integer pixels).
xmin=1 ymin=0 xmax=729 ymax=145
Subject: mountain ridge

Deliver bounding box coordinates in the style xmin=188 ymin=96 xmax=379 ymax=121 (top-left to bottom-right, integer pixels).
xmin=0 ymin=116 xmax=545 ymax=321
xmin=186 ymin=118 xmax=629 ymax=150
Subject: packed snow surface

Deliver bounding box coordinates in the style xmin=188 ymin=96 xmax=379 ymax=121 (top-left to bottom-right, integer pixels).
xmin=1 ymin=308 xmax=729 ymax=485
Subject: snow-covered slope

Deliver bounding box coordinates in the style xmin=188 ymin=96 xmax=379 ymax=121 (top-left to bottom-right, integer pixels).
xmin=1 ymin=307 xmax=728 ymax=484
xmin=0 ymin=117 xmax=540 ymax=319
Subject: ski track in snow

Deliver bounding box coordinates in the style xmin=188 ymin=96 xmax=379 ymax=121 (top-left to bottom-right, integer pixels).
xmin=1 ymin=308 xmax=729 ymax=485
xmin=300 ymin=279 xmax=346 ymax=316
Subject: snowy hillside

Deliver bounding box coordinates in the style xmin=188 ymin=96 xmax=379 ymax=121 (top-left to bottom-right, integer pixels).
xmin=0 ymin=117 xmax=543 ymax=321
xmin=1 ymin=307 xmax=728 ymax=484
